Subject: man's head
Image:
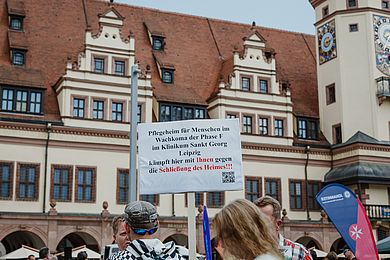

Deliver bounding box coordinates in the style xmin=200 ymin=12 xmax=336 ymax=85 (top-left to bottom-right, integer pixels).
xmin=123 ymin=201 xmax=159 ymax=240
xmin=27 ymin=255 xmax=35 ymax=260
xmin=76 ymin=251 xmax=87 ymax=260
xmin=253 ymin=195 xmax=282 ymax=235
xmin=39 ymin=247 xmax=50 ymax=260
xmin=112 ymin=215 xmax=130 ymax=250
xmin=343 ymin=248 xmax=355 ymax=259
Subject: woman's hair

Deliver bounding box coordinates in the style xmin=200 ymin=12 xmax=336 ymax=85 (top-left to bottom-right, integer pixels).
xmin=325 ymin=251 xmax=338 ymax=260
xmin=213 ymin=199 xmax=282 ymax=259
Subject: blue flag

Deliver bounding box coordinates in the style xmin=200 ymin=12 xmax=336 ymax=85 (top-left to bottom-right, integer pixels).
xmin=202 ymin=205 xmax=212 ymax=260
xmin=316 ymin=183 xmax=378 ymax=260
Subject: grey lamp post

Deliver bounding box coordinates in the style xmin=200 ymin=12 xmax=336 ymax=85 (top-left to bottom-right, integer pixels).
xmin=304 ymin=145 xmax=311 ymax=221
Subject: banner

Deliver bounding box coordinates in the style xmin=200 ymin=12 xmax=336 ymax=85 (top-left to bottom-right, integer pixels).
xmin=138 ymin=119 xmax=243 ymax=194
xmin=316 ymin=184 xmax=379 ymax=260
xmin=203 ymin=206 xmax=213 ymax=260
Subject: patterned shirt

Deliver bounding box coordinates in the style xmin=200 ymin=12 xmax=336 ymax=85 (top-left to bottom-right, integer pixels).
xmin=279 ymin=235 xmax=312 ymax=260
xmin=111 ymin=239 xmax=185 ymax=260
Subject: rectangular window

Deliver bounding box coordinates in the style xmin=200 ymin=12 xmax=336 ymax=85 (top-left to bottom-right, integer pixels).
xmin=172 ymin=106 xmax=182 ymax=121
xmin=117 ymin=169 xmax=128 ymax=204
xmin=183 ymin=107 xmax=194 ymax=120
xmin=243 ymin=116 xmax=253 ymax=134
xmin=75 ymin=167 xmax=95 ymax=203
xmin=265 ymin=178 xmax=281 ymax=202
xmin=137 ymin=104 xmax=142 ymax=124
xmin=298 ymin=118 xmax=318 ymax=140
xmin=195 ymin=108 xmax=206 ymax=119
xmin=274 ymin=119 xmax=284 ymax=137
xmin=93 ymin=100 xmax=104 ymax=120
xmin=15 ymin=90 xmax=28 ymax=112
xmin=207 ymin=192 xmax=225 ymax=208
xmin=73 ymin=98 xmax=85 ymax=118
xmin=347 ymin=0 xmax=357 ymax=8
xmin=307 ymin=181 xmax=321 ymax=210
xmin=12 ymin=50 xmax=25 ymax=66
xmin=1 ymin=89 xmax=13 ymax=111
xmin=333 ymin=124 xmax=342 ymax=144
xmin=51 ymin=165 xmax=72 ymax=202
xmin=0 ymin=162 xmax=13 ymax=200
xmin=1 ymin=88 xmax=43 ymax=114
xmin=259 ymin=117 xmax=269 ymax=135
xmin=10 ymin=16 xmax=23 ymax=30
xmin=29 ymin=92 xmax=42 ymax=113
xmin=259 ymin=79 xmax=268 ymax=93
xmin=242 ymin=77 xmax=250 ymax=91
xmin=290 ymin=180 xmax=303 ymax=210
xmin=152 ymin=37 xmax=164 ymax=51
xmin=322 ymin=5 xmax=329 ymax=17
xmin=160 ymin=105 xmax=171 ymax=122
xmin=383 ymin=1 xmax=390 ymax=9
xmin=112 ymin=102 xmax=123 ymax=122
xmin=160 ymin=104 xmax=205 ymax=122
xmin=17 ymin=164 xmax=39 ymax=201
xmin=140 ymin=194 xmax=159 ymax=206
xmin=349 ymin=23 xmax=359 ymax=32
xmin=114 ymin=60 xmax=125 ymax=76
xmin=162 ymin=69 xmax=173 ymax=84
xmin=245 ymin=177 xmax=262 ymax=202
xmin=94 ymin=58 xmax=104 ymax=73
xmin=326 ymin=84 xmax=336 ymax=105
xmin=226 ymin=114 xmax=237 ymax=119
xmin=185 ymin=192 xmax=204 ymax=207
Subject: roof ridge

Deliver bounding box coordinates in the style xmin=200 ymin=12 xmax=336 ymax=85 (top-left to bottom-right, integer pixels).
xmin=101 ymin=0 xmax=315 ymax=37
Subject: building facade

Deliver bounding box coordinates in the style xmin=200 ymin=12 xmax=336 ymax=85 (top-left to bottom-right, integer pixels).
xmin=0 ymin=0 xmax=389 ymax=256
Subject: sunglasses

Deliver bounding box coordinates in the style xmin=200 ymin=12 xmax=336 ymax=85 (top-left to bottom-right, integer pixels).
xmin=131 ymin=226 xmax=158 ymax=235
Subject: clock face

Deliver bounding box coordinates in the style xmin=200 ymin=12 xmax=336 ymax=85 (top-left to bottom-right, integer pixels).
xmin=374 ymin=15 xmax=390 ymax=76
xmin=318 ymin=20 xmax=337 ymax=65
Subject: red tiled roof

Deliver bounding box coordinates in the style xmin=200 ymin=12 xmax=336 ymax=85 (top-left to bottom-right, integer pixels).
xmin=8 ymin=30 xmax=28 ymax=49
xmin=0 ymin=0 xmax=318 ymax=120
xmin=6 ymin=0 xmax=24 ymax=16
xmin=0 ymin=65 xmax=45 ymax=88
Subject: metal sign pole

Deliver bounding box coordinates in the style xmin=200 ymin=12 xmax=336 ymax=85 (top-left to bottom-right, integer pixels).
xmin=188 ymin=192 xmax=197 ymax=260
xmin=129 ymin=64 xmax=139 ymax=203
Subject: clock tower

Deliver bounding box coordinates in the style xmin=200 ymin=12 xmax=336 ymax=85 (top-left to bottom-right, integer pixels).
xmin=310 ymin=0 xmax=390 ymax=144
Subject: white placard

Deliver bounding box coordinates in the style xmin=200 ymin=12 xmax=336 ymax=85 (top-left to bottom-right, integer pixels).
xmin=138 ymin=119 xmax=243 ymax=194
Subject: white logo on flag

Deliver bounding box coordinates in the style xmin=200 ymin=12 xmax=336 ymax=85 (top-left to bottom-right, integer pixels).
xmin=349 ymin=224 xmax=363 ymax=240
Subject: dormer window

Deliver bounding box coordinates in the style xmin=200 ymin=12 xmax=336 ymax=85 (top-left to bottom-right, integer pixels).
xmin=9 ymin=16 xmax=23 ymax=31
xmin=93 ymin=57 xmax=105 ymax=73
xmin=152 ymin=37 xmax=164 ymax=51
xmin=1 ymin=87 xmax=43 ymax=114
xmin=162 ymin=69 xmax=173 ymax=84
xmin=11 ymin=50 xmax=25 ymax=66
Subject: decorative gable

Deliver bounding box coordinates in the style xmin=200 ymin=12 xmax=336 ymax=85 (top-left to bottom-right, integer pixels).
xmin=98 ymin=7 xmax=124 ymax=26
xmin=243 ymin=31 xmax=267 ymax=48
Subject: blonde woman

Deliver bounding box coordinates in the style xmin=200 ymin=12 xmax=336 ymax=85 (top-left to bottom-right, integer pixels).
xmin=213 ymin=199 xmax=283 ymax=260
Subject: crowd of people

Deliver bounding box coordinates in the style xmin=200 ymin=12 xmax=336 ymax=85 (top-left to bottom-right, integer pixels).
xmin=105 ymin=195 xmax=355 ymax=260
xmin=24 ymin=196 xmax=356 ymax=260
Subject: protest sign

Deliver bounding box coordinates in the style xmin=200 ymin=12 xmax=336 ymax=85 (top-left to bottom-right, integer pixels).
xmin=138 ymin=118 xmax=243 ymax=194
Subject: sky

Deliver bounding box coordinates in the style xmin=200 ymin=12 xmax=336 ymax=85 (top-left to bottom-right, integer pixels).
xmin=115 ymin=0 xmax=316 ymax=35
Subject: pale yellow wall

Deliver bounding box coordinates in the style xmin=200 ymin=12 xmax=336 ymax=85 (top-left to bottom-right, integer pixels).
xmin=337 ymin=13 xmax=376 ymax=141
xmin=366 ymin=185 xmax=389 ymax=205
xmin=316 ymin=7 xmax=390 ymax=143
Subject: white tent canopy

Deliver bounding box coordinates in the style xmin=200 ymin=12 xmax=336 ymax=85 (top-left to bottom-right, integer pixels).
xmin=312 ymin=248 xmax=327 ymax=257
xmin=0 ymin=245 xmax=39 ymax=259
xmin=56 ymin=245 xmax=100 ymax=259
